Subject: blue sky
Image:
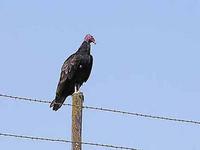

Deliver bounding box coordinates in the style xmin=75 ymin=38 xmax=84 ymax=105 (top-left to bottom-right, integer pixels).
xmin=0 ymin=0 xmax=200 ymax=150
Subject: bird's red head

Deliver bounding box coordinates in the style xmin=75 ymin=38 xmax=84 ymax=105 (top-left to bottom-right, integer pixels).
xmin=84 ymin=34 xmax=96 ymax=44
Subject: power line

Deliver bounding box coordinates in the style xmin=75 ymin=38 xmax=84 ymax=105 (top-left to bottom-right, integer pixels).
xmin=0 ymin=132 xmax=137 ymax=150
xmin=0 ymin=93 xmax=200 ymax=125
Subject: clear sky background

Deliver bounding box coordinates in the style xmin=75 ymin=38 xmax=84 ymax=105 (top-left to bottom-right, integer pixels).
xmin=0 ymin=0 xmax=200 ymax=150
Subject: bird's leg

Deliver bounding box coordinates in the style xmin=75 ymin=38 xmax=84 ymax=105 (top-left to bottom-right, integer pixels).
xmin=74 ymin=84 xmax=80 ymax=93
xmin=77 ymin=84 xmax=80 ymax=92
xmin=74 ymin=84 xmax=78 ymax=93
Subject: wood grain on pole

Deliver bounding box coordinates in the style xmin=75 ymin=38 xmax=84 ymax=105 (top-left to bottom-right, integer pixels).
xmin=72 ymin=92 xmax=84 ymax=150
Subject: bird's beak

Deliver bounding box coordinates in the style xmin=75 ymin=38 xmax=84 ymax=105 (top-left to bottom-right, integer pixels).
xmin=91 ymin=38 xmax=96 ymax=44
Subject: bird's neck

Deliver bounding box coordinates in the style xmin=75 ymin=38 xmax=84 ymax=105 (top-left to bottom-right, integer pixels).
xmin=77 ymin=41 xmax=91 ymax=54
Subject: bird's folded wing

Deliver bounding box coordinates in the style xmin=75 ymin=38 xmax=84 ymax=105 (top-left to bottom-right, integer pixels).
xmin=55 ymin=54 xmax=81 ymax=95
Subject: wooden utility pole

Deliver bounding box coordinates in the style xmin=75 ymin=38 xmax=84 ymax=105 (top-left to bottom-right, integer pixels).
xmin=72 ymin=92 xmax=84 ymax=150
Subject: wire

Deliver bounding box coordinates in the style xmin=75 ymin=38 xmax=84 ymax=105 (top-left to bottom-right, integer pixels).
xmin=0 ymin=93 xmax=200 ymax=125
xmin=0 ymin=132 xmax=138 ymax=150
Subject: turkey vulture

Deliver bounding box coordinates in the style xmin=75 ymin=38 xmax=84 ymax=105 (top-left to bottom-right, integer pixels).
xmin=50 ymin=34 xmax=96 ymax=111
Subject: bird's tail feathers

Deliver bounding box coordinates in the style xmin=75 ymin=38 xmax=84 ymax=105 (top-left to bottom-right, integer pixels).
xmin=50 ymin=98 xmax=65 ymax=111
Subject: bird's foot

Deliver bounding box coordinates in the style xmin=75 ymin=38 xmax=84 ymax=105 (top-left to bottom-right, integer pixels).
xmin=74 ymin=90 xmax=81 ymax=94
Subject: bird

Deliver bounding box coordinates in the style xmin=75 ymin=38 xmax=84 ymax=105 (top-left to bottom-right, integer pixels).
xmin=50 ymin=34 xmax=96 ymax=111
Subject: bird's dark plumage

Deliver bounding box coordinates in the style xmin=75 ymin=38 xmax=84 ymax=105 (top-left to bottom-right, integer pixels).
xmin=50 ymin=34 xmax=95 ymax=111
